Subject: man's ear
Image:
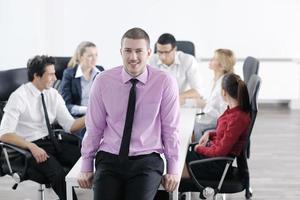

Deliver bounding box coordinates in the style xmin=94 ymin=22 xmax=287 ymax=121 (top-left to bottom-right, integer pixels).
xmin=33 ymin=73 xmax=41 ymax=81
xmin=147 ymin=48 xmax=152 ymax=56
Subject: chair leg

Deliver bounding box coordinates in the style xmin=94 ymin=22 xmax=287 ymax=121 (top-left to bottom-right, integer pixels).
xmin=245 ymin=187 xmax=253 ymax=199
xmin=38 ymin=184 xmax=45 ymax=200
xmin=214 ymin=194 xmax=224 ymax=200
xmin=185 ymin=192 xmax=191 ymax=200
xmin=222 ymin=193 xmax=226 ymax=200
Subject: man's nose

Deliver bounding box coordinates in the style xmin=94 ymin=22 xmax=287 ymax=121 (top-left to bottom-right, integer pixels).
xmin=129 ymin=52 xmax=138 ymax=60
xmin=159 ymin=54 xmax=166 ymax=61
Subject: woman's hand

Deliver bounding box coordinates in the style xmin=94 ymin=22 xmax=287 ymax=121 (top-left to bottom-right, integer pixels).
xmin=198 ymin=131 xmax=210 ymax=147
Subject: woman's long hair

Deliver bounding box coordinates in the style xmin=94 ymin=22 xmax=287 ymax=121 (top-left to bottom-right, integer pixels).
xmin=68 ymin=41 xmax=96 ymax=68
xmin=222 ymin=73 xmax=251 ymax=112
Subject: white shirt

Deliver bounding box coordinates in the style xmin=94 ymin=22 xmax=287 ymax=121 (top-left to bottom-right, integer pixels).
xmin=149 ymin=51 xmax=202 ymax=94
xmin=203 ymin=75 xmax=227 ymax=120
xmin=0 ymin=82 xmax=75 ymax=142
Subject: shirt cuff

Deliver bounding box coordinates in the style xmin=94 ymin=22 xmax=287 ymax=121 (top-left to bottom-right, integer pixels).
xmin=166 ymin=158 xmax=179 ymax=175
xmin=71 ymin=105 xmax=87 ymax=116
xmin=80 ymin=157 xmax=93 ymax=172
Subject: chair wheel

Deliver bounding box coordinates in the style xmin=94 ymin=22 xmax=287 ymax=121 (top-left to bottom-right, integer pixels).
xmin=245 ymin=190 xmax=253 ymax=199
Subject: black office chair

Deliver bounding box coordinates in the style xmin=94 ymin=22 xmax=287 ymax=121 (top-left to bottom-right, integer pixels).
xmin=243 ymin=56 xmax=259 ymax=84
xmin=154 ymin=40 xmax=195 ymax=56
xmin=0 ymin=67 xmax=78 ymax=200
xmin=53 ymin=57 xmax=71 ymax=90
xmin=179 ymin=75 xmax=261 ymax=200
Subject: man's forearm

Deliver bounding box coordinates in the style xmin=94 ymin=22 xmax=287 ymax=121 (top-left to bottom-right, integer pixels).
xmin=0 ymin=133 xmax=32 ymax=150
xmin=180 ymin=89 xmax=201 ymax=99
xmin=70 ymin=116 xmax=85 ymax=133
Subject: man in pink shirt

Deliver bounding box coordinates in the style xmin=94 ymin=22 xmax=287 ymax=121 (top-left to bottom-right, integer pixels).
xmin=77 ymin=27 xmax=180 ymax=200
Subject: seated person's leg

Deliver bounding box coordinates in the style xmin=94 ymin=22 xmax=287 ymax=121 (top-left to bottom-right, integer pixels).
xmin=184 ymin=148 xmax=227 ymax=180
xmin=28 ymin=151 xmax=68 ymax=200
xmin=57 ymin=141 xmax=81 ymax=168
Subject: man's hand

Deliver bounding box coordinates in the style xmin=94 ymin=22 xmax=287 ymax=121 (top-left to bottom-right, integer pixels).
xmin=77 ymin=172 xmax=94 ymax=188
xmin=161 ymin=174 xmax=180 ymax=192
xmin=28 ymin=143 xmax=49 ymax=163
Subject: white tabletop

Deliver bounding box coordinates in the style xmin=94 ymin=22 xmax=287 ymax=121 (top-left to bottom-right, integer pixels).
xmin=65 ymin=107 xmax=196 ymax=200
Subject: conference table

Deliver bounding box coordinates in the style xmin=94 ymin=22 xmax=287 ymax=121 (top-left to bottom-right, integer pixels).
xmin=65 ymin=108 xmax=196 ymax=200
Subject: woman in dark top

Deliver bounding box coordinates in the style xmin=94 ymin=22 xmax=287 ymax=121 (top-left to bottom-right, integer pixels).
xmin=60 ymin=41 xmax=104 ymax=117
xmin=182 ymin=73 xmax=251 ymax=181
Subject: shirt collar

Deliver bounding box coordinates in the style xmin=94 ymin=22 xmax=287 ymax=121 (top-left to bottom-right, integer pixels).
xmin=121 ymin=65 xmax=148 ymax=85
xmin=157 ymin=51 xmax=181 ymax=68
xmin=75 ymin=65 xmax=100 ymax=78
xmin=27 ymin=82 xmax=44 ymax=97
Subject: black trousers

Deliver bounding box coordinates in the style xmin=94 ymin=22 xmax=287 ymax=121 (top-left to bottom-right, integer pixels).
xmin=28 ymin=138 xmax=80 ymax=200
xmin=93 ymin=151 xmax=164 ymax=200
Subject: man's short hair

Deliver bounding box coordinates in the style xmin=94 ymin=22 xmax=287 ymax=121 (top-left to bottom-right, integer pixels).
xmin=157 ymin=33 xmax=177 ymax=49
xmin=121 ymin=27 xmax=150 ymax=48
xmin=27 ymin=55 xmax=55 ymax=81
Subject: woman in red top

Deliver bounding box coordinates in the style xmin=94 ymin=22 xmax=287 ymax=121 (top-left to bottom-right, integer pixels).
xmin=182 ymin=73 xmax=251 ymax=181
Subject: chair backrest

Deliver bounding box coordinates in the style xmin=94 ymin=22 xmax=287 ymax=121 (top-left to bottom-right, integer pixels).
xmin=243 ymin=56 xmax=259 ymax=84
xmin=245 ymin=74 xmax=261 ymax=158
xmin=54 ymin=57 xmax=71 ymax=80
xmin=154 ymin=40 xmax=195 ymax=56
xmin=0 ymin=68 xmax=28 ymax=102
xmin=246 ymin=75 xmax=261 ymax=141
xmin=176 ymin=41 xmax=195 ymax=56
xmin=0 ymin=68 xmax=28 ymax=124
xmin=53 ymin=57 xmax=71 ymax=91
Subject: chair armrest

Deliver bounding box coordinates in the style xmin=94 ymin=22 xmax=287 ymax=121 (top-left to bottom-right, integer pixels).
xmin=189 ymin=156 xmax=234 ymax=167
xmin=52 ymin=129 xmax=81 ymax=147
xmin=1 ymin=142 xmax=32 ymax=159
xmin=187 ymin=156 xmax=235 ymax=198
xmin=0 ymin=142 xmax=32 ymax=182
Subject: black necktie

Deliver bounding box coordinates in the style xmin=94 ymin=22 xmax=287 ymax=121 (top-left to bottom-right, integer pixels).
xmin=41 ymin=93 xmax=61 ymax=152
xmin=119 ymin=79 xmax=138 ymax=159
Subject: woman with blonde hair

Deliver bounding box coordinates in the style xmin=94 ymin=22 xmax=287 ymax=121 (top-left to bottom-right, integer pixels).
xmin=194 ymin=49 xmax=236 ymax=142
xmin=60 ymin=41 xmax=104 ymax=118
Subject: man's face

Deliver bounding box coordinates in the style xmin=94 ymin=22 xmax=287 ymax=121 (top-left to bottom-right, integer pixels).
xmin=120 ymin=38 xmax=151 ymax=77
xmin=35 ymin=64 xmax=57 ymax=90
xmin=156 ymin=43 xmax=176 ymax=66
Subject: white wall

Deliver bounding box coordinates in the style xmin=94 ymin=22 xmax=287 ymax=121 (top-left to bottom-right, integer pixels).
xmin=0 ymin=0 xmax=47 ymax=67
xmin=199 ymin=59 xmax=300 ymax=103
xmin=1 ymin=0 xmax=300 ymax=106
xmin=2 ymin=0 xmax=300 ymax=68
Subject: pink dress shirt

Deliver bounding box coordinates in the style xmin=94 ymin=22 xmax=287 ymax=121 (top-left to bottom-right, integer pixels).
xmin=81 ymin=65 xmax=180 ymax=175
